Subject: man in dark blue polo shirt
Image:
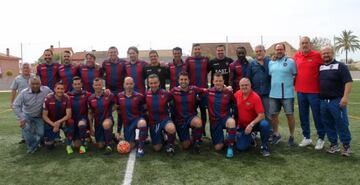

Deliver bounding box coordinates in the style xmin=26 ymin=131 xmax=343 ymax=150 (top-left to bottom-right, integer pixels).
xmin=319 ymin=46 xmax=353 ymax=157
xmin=247 ymin=45 xmax=271 ymax=121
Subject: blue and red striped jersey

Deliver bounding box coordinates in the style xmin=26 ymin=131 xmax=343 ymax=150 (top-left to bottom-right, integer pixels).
xmin=116 ymin=91 xmax=145 ymax=127
xmin=102 ymin=58 xmax=126 ymax=94
xmin=169 ymin=86 xmax=206 ymax=122
xmin=229 ymin=60 xmax=249 ymax=92
xmin=36 ymin=63 xmax=61 ymax=90
xmin=58 ymin=64 xmax=79 ymax=92
xmin=168 ymin=60 xmax=187 ymax=89
xmin=43 ymin=93 xmax=71 ymax=122
xmin=67 ymin=90 xmax=92 ymax=121
xmin=125 ymin=60 xmax=148 ymax=94
xmin=206 ymin=87 xmax=234 ymax=122
xmin=145 ymin=89 xmax=170 ymax=126
xmin=88 ymin=92 xmax=115 ymax=127
xmin=78 ymin=65 xmax=103 ymax=93
xmin=185 ymin=56 xmax=210 ymax=88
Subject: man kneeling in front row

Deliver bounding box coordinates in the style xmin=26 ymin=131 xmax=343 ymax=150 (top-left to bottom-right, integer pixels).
xmin=234 ymin=78 xmax=272 ymax=156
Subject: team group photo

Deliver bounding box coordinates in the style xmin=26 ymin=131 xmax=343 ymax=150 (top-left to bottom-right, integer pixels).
xmin=1 ymin=0 xmax=360 ymax=184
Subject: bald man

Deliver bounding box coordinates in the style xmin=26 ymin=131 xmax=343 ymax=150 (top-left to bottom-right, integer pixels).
xmin=294 ymin=36 xmax=326 ymax=149
xmin=234 ymin=78 xmax=272 ymax=156
xmin=116 ymin=77 xmax=148 ymax=157
xmin=12 ymin=76 xmax=52 ymax=153
xmin=319 ymin=46 xmax=353 ymax=156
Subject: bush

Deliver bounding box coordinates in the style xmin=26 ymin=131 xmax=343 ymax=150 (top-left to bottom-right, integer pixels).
xmin=6 ymin=70 xmax=13 ymax=77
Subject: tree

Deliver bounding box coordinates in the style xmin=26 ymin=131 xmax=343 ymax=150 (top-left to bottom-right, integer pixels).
xmin=335 ymin=30 xmax=360 ymax=64
xmin=311 ymin=37 xmax=332 ymax=51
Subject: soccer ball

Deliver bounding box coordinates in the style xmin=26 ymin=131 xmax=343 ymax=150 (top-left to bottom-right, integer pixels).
xmin=117 ymin=140 xmax=130 ymax=154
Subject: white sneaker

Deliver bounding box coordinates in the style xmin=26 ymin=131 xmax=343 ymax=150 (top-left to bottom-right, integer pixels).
xmin=315 ymin=139 xmax=325 ymax=150
xmin=298 ymin=138 xmax=312 ymax=147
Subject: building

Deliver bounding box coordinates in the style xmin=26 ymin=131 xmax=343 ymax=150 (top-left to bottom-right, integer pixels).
xmin=0 ymin=48 xmax=21 ymax=90
xmin=70 ymin=50 xmax=108 ymax=66
xmin=266 ymin=41 xmax=297 ymax=57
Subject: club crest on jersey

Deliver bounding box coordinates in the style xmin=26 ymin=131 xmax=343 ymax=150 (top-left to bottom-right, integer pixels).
xmin=307 ymin=58 xmax=313 ymax=62
xmin=246 ymin=102 xmax=251 ymax=106
xmin=283 ymin=63 xmax=288 ymax=67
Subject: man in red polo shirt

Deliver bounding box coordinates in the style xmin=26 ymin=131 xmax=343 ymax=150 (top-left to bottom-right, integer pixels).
xmin=294 ymin=36 xmax=326 ymax=150
xmin=234 ymin=78 xmax=272 ymax=156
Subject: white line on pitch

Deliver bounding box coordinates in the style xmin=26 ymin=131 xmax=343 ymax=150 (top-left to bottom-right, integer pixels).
xmin=122 ymin=149 xmax=136 ymax=185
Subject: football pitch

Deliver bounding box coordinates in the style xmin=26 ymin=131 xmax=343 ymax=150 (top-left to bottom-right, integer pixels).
xmin=1 ymin=83 xmax=360 ymax=185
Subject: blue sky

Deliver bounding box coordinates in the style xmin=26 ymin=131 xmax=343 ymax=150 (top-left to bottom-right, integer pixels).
xmin=1 ymin=0 xmax=360 ymax=62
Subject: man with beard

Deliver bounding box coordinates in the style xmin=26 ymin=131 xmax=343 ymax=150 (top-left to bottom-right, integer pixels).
xmin=58 ymin=50 xmax=79 ymax=92
xmin=169 ymin=72 xmax=205 ymax=153
xmin=268 ymin=43 xmax=297 ymax=146
xmin=78 ymin=53 xmax=103 ymax=93
xmin=319 ymin=46 xmax=353 ymax=156
xmin=186 ymin=44 xmax=210 ymax=136
xmin=37 ymin=49 xmax=61 ymax=90
xmin=67 ymin=76 xmax=92 ymax=154
xmin=125 ymin=46 xmax=148 ymax=95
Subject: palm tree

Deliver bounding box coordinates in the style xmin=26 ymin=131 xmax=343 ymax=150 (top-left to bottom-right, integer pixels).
xmin=334 ymin=30 xmax=360 ymax=64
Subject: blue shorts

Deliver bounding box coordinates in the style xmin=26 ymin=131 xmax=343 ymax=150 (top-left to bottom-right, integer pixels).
xmin=269 ymin=98 xmax=294 ymax=115
xmin=44 ymin=123 xmax=69 ymax=142
xmin=73 ymin=117 xmax=88 ymax=140
xmin=210 ymin=116 xmax=231 ymax=145
xmin=124 ymin=117 xmax=145 ymax=142
xmin=150 ymin=118 xmax=173 ymax=145
xmin=175 ymin=116 xmax=196 ymax=142
xmin=95 ymin=117 xmax=113 ymax=142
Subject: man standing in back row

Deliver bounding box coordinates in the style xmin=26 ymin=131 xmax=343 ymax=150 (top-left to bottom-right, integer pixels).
xmin=268 ymin=43 xmax=297 ymax=146
xmin=37 ymin=49 xmax=61 ymax=90
xmin=294 ymin=36 xmax=326 ymax=150
xmin=209 ymin=44 xmax=233 ymax=87
xmin=186 ymin=44 xmax=210 ymax=136
xmin=319 ymin=46 xmax=353 ymax=157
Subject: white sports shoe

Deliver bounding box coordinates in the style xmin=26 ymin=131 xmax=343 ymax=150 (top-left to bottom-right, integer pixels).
xmin=315 ymin=139 xmax=325 ymax=150
xmin=298 ymin=138 xmax=312 ymax=147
